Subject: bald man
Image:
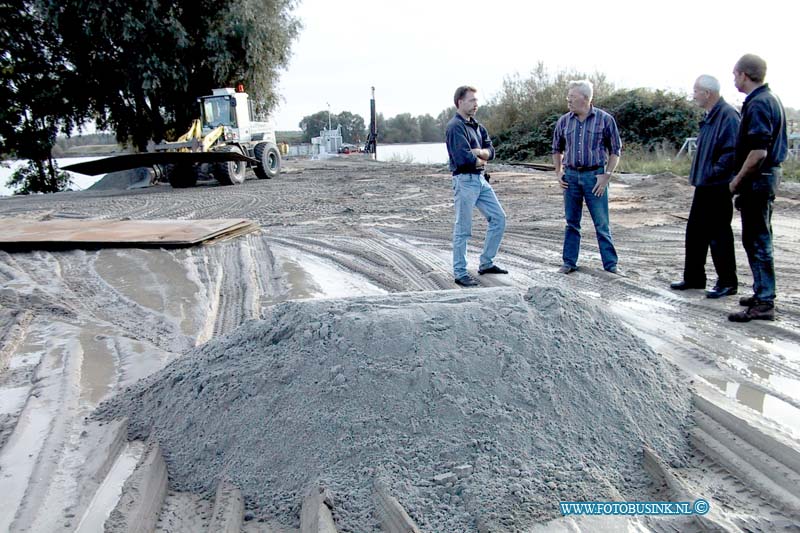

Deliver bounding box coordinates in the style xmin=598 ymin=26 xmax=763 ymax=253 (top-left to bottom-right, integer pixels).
xmin=671 ymin=75 xmax=740 ymax=298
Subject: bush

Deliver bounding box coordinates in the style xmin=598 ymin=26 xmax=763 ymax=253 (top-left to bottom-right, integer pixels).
xmin=489 ymin=67 xmax=703 ymax=162
xmin=7 ymin=160 xmax=72 ymax=195
xmin=598 ymin=89 xmax=702 ymax=151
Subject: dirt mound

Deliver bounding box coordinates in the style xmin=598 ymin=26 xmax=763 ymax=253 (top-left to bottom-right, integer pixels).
xmin=87 ymin=167 xmax=153 ymax=191
xmin=97 ymin=287 xmax=692 ymax=532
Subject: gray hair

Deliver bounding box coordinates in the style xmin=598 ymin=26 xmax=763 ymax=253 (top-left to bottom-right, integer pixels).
xmin=568 ymin=80 xmax=594 ymax=101
xmin=695 ymin=74 xmax=720 ymax=93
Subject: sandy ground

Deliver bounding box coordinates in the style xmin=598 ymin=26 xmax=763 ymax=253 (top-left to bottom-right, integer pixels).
xmin=0 ymin=158 xmax=799 ymax=532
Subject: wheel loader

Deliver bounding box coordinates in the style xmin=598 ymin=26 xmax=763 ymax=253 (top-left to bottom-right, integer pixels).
xmin=63 ymin=86 xmax=281 ymax=188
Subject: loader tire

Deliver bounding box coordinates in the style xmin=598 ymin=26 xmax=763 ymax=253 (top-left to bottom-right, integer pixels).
xmin=166 ymin=163 xmax=198 ymax=188
xmin=215 ymin=146 xmax=247 ymax=185
xmin=254 ymin=142 xmax=280 ymax=179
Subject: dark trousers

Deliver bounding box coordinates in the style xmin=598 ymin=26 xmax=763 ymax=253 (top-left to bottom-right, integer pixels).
xmin=683 ymin=184 xmax=737 ymax=287
xmin=738 ymin=168 xmax=780 ymax=303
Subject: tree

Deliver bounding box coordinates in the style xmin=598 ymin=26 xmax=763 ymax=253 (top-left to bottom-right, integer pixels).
xmin=299 ymin=111 xmax=332 ymax=142
xmin=599 ymin=89 xmax=704 ymax=150
xmin=383 ymin=113 xmax=419 ymax=143
xmin=2 ymin=0 xmax=301 ymax=192
xmin=43 ymin=0 xmax=301 ymax=151
xmin=435 ymin=108 xmax=453 ymax=140
xmin=336 ymin=111 xmax=366 ymax=144
xmin=0 ymin=1 xmax=85 ymax=193
xmin=485 ymin=62 xmax=614 ymax=134
xmin=418 ymin=114 xmax=439 ymax=142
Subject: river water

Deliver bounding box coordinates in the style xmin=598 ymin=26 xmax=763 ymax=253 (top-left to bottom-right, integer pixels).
xmin=375 ymin=143 xmax=447 ymax=165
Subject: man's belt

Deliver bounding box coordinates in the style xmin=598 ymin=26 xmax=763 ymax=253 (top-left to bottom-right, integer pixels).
xmin=566 ymin=164 xmax=603 ymax=172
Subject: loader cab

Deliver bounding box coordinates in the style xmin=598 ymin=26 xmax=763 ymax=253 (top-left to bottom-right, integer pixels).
xmin=200 ymin=95 xmax=238 ymax=129
xmin=199 ymin=88 xmax=254 ymax=141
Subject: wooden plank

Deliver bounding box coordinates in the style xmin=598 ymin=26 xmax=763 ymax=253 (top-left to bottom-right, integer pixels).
xmin=300 ymin=485 xmax=338 ymax=533
xmin=374 ymin=480 xmax=422 ymax=533
xmin=104 ymin=438 xmax=168 ymax=533
xmin=0 ymin=218 xmax=259 ymax=251
xmin=209 ymin=480 xmax=244 ymax=533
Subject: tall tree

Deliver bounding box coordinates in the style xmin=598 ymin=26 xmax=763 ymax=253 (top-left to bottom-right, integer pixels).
xmin=299 ymin=110 xmax=333 ymax=142
xmin=42 ymin=0 xmax=302 ymax=150
xmin=0 ymin=1 xmax=85 ymax=193
xmin=2 ymin=0 xmax=301 ymax=192
xmin=299 ymin=110 xmax=366 ymax=144
xmin=383 ymin=113 xmax=419 ymax=143
xmin=336 ymin=111 xmax=366 ymax=144
xmin=418 ymin=114 xmax=439 ymax=142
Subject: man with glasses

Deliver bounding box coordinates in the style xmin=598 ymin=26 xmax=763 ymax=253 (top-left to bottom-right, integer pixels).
xmin=552 ymin=80 xmax=622 ymax=275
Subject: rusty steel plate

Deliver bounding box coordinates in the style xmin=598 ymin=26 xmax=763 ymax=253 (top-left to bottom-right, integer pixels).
xmin=0 ymin=218 xmax=260 ymax=251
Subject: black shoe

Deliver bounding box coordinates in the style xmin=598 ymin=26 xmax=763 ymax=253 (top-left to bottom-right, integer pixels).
xmin=739 ymin=295 xmax=757 ymax=307
xmin=558 ymin=265 xmax=578 ymax=274
xmin=478 ymin=265 xmax=508 ymax=275
xmin=454 ymin=275 xmax=479 ymax=287
xmin=670 ymin=280 xmax=705 ymax=290
xmin=706 ymin=286 xmax=737 ymax=299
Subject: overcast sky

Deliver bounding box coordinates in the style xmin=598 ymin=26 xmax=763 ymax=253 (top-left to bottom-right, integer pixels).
xmin=271 ymin=0 xmax=797 ymax=131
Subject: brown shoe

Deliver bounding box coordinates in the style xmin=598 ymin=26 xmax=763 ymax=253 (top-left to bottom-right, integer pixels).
xmin=728 ymin=302 xmax=775 ymax=322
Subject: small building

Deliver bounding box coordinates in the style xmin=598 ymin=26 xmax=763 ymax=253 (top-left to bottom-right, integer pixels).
xmin=312 ymin=125 xmax=343 ymax=156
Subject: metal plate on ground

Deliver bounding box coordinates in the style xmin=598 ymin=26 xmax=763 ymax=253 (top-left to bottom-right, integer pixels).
xmin=62 ymin=152 xmax=259 ymax=176
xmin=0 ymin=218 xmax=260 ymax=251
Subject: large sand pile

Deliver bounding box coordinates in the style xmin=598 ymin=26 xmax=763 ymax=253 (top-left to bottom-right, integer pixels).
xmin=97 ymin=286 xmax=692 ymax=532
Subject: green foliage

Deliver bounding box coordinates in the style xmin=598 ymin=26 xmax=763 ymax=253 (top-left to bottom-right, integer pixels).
xmin=276 ymin=130 xmax=304 ymax=144
xmin=51 ymin=133 xmax=125 ymax=156
xmin=417 ymin=114 xmax=439 ymax=142
xmin=382 ymin=114 xmax=419 ymax=143
xmin=482 ymin=62 xmax=615 ymax=135
xmin=299 ymin=110 xmax=366 ymax=144
xmin=782 ymin=159 xmax=800 ymax=182
xmin=493 ymin=105 xmax=564 ymax=161
xmin=8 ymin=159 xmax=72 ymax=195
xmin=600 ymin=89 xmax=702 ymax=150
xmin=615 ymin=143 xmax=693 ymax=176
xmin=2 ymin=0 xmax=300 ymax=193
xmin=0 ymin=2 xmax=87 ymax=192
xmin=486 ymin=64 xmax=704 ymax=161
xmin=336 ymin=111 xmax=366 ymax=144
xmin=39 ymin=0 xmax=300 ymax=150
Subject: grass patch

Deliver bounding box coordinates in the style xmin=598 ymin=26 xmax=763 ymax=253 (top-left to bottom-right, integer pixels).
xmin=781 ymin=158 xmax=800 ymax=182
xmin=383 ymin=151 xmax=415 ymax=164
xmin=615 ymin=143 xmax=691 ymax=176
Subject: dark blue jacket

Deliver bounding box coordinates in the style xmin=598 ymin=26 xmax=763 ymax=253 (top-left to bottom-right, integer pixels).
xmin=689 ymin=98 xmax=740 ymax=187
xmin=446 ymin=114 xmax=494 ymax=175
xmin=735 ymin=84 xmax=788 ymax=172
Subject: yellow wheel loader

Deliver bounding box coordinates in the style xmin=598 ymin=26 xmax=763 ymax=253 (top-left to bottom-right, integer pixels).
xmin=63 ymin=87 xmax=281 ymax=188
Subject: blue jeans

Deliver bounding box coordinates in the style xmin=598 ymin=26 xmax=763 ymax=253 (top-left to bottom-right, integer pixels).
xmin=452 ymin=173 xmax=506 ymax=278
xmin=738 ymin=168 xmax=780 ymax=303
xmin=562 ymin=168 xmax=618 ymax=270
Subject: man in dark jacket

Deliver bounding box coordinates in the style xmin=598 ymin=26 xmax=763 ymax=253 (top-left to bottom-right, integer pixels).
xmin=671 ymin=75 xmax=740 ymax=298
xmin=728 ymin=54 xmax=788 ymax=322
xmin=445 ymin=85 xmax=507 ymax=287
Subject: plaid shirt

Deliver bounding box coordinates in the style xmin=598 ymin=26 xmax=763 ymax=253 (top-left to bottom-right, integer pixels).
xmin=552 ymin=106 xmax=621 ymax=169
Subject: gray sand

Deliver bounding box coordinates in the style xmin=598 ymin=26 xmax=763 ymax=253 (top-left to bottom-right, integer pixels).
xmin=97 ymin=286 xmax=692 ymax=532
